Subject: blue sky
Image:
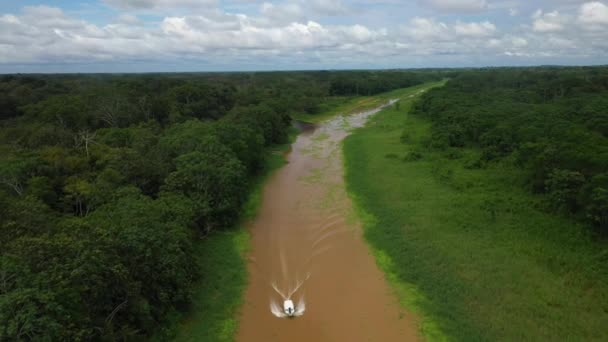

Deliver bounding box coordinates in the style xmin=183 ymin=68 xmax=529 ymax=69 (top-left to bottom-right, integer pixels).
xmin=0 ymin=0 xmax=607 ymax=72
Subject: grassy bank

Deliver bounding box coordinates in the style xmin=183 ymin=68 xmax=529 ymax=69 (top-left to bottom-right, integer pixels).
xmin=343 ymin=97 xmax=608 ymax=340
xmin=165 ymin=129 xmax=297 ymax=342
xmin=291 ymin=83 xmax=445 ymax=124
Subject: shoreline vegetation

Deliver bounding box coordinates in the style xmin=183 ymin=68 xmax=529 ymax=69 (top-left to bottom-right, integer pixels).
xmin=2 ymin=68 xmax=606 ymax=341
xmin=167 ymin=84 xmax=443 ymax=342
xmin=165 ymin=128 xmax=297 ymax=342
xmin=344 ymin=74 xmax=608 ymax=340
xmin=290 ymin=84 xmax=439 ymax=124
xmin=0 ymin=71 xmax=444 ymax=341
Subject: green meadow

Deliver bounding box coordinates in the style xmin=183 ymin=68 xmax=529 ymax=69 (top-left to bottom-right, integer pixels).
xmin=344 ymin=96 xmax=608 ymax=341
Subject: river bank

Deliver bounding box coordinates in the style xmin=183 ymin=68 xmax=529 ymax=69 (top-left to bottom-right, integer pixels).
xmin=166 ymin=82 xmax=442 ymax=342
xmin=236 ymin=88 xmax=427 ymax=342
xmin=165 ymin=131 xmax=296 ymax=342
xmin=343 ymin=94 xmax=608 ymax=340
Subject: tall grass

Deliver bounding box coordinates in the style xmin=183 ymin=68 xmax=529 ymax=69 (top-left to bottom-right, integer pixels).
xmin=344 ymin=97 xmax=608 ymax=340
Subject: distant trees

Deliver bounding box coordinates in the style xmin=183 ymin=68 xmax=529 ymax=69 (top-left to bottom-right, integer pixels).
xmin=329 ymin=71 xmax=441 ymax=96
xmin=545 ymin=169 xmax=586 ymax=213
xmin=170 ymin=83 xmax=236 ymax=120
xmin=588 ymin=187 xmax=608 ymax=229
xmin=24 ymin=95 xmax=92 ymax=130
xmin=411 ymin=67 xmax=608 ymax=232
xmin=0 ymin=95 xmax=20 ymax=120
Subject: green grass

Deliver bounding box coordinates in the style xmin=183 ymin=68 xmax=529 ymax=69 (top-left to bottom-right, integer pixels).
xmin=291 ymin=82 xmax=446 ymax=124
xmin=343 ymin=95 xmax=608 ymax=341
xmin=162 ymin=128 xmax=297 ymax=342
xmin=168 ymin=227 xmax=248 ymax=342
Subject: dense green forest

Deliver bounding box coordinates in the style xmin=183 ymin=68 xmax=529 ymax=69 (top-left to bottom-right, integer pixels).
xmin=0 ymin=70 xmax=442 ymax=340
xmin=412 ymin=67 xmax=608 ymax=233
xmin=343 ymin=71 xmax=608 ymax=341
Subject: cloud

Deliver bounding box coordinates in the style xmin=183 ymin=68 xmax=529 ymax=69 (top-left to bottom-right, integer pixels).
xmin=115 ymin=14 xmax=142 ymax=25
xmin=422 ymin=0 xmax=488 ymax=12
xmin=532 ymin=10 xmax=567 ymax=32
xmin=0 ymin=6 xmax=162 ymax=63
xmin=102 ymin=0 xmax=217 ymax=10
xmin=453 ymin=21 xmax=496 ymax=37
xmin=1 ymin=1 xmax=607 ymax=71
xmin=579 ymin=1 xmax=608 ymax=27
xmin=399 ymin=17 xmax=501 ymax=58
xmin=406 ymin=17 xmax=496 ymax=40
xmin=511 ymin=37 xmax=528 ymax=47
xmin=162 ymin=14 xmax=381 ymax=50
xmin=406 ymin=17 xmax=450 ymax=40
xmin=260 ymin=2 xmax=305 ymax=23
xmin=308 ymin=0 xmax=351 ymax=15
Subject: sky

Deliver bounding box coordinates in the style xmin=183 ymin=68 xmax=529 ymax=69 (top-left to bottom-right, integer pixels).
xmin=0 ymin=0 xmax=607 ymax=73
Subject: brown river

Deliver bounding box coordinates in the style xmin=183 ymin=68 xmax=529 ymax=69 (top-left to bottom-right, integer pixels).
xmin=236 ymin=100 xmax=419 ymax=342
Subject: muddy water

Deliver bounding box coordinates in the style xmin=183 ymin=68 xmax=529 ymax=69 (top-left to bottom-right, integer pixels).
xmin=237 ymin=101 xmax=419 ymax=342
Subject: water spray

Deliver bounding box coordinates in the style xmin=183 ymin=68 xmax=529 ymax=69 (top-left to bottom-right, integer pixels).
xmin=269 ymin=273 xmax=310 ymax=318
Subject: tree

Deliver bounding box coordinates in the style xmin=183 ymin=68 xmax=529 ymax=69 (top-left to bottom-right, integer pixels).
xmin=0 ymin=155 xmax=40 ymax=197
xmin=544 ymin=170 xmax=585 ymax=214
xmin=232 ymin=104 xmax=290 ymax=145
xmin=85 ymin=196 xmax=197 ymax=336
xmin=95 ymin=92 xmax=133 ymax=128
xmin=74 ymin=130 xmax=97 ymax=157
xmin=26 ymin=176 xmax=56 ymax=206
xmin=0 ymin=95 xmax=21 ymax=120
xmin=169 ymin=83 xmax=236 ymax=120
xmin=213 ymin=119 xmax=265 ymax=172
xmin=587 ymin=187 xmax=608 ymax=232
xmin=23 ymin=95 xmax=91 ymax=130
xmin=0 ymin=195 xmax=56 ymax=247
xmin=63 ymin=177 xmax=94 ymax=216
xmin=159 ymin=119 xmax=213 ymax=157
xmin=163 ymin=148 xmax=246 ymax=233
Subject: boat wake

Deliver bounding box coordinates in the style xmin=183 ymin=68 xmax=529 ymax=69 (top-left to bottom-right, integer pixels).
xmin=269 ymin=274 xmax=309 ymax=318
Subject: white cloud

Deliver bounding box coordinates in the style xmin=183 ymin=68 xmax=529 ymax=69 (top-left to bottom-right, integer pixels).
xmin=102 ymin=0 xmax=217 ymax=9
xmin=406 ymin=17 xmax=450 ymax=41
xmin=260 ymin=2 xmax=305 ymax=23
xmin=406 ymin=17 xmax=496 ymax=40
xmin=0 ymin=6 xmax=162 ymax=63
xmin=511 ymin=36 xmax=528 ymax=47
xmin=115 ymin=14 xmax=142 ymax=25
xmin=400 ymin=17 xmax=502 ymax=58
xmin=22 ymin=5 xmax=86 ymax=30
xmin=308 ymin=0 xmax=351 ymax=15
xmin=343 ymin=24 xmax=376 ymax=42
xmin=547 ymin=36 xmax=576 ymax=49
xmin=162 ymin=14 xmax=381 ymax=50
xmin=453 ymin=21 xmax=496 ymax=37
xmin=0 ymin=2 xmax=607 ymax=70
xmin=579 ymin=1 xmax=608 ymax=26
xmin=423 ymin=0 xmax=488 ymax=12
xmin=532 ymin=10 xmax=567 ymax=32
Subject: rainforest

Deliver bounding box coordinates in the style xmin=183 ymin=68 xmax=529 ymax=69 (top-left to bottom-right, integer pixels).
xmin=1 ymin=67 xmax=607 ymax=341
